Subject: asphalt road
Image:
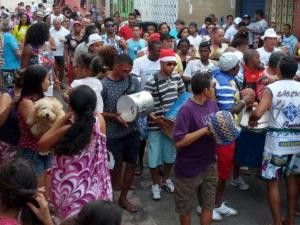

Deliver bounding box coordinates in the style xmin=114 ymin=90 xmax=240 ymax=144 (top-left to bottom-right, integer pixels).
xmin=119 ymin=169 xmax=300 ymax=225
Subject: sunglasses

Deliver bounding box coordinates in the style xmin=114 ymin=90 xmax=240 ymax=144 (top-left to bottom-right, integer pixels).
xmin=166 ymin=62 xmax=177 ymax=67
xmin=105 ymin=24 xmax=114 ymax=28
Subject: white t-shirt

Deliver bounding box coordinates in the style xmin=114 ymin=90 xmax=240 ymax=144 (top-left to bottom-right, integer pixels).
xmin=183 ymin=59 xmax=215 ymax=78
xmin=71 ymin=77 xmax=104 ymax=113
xmin=187 ymin=34 xmax=202 ymax=50
xmin=247 ymin=23 xmax=259 ymax=45
xmin=256 ymin=19 xmax=268 ymax=34
xmin=257 ymin=47 xmax=281 ymax=66
xmin=50 ymin=27 xmax=70 ymax=56
xmin=131 ymin=55 xmax=160 ymax=89
xmin=224 ymin=25 xmax=238 ymax=42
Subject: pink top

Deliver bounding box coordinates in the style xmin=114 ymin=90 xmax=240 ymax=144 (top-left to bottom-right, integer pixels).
xmin=49 ymin=117 xmax=112 ymax=219
xmin=0 ymin=217 xmax=20 ymax=225
xmin=17 ymin=97 xmax=38 ymax=150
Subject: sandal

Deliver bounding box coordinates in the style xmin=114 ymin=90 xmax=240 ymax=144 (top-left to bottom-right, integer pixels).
xmin=118 ymin=200 xmax=138 ymax=213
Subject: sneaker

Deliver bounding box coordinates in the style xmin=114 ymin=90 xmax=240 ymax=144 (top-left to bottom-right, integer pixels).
xmin=161 ymin=178 xmax=174 ymax=193
xmin=151 ymin=184 xmax=161 ymax=200
xmin=215 ymin=202 xmax=238 ymax=216
xmin=231 ymin=176 xmax=250 ymax=191
xmin=196 ymin=206 xmax=223 ymax=221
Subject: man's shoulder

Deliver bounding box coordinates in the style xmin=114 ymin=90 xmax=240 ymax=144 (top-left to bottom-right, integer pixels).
xmin=134 ymin=55 xmax=149 ymax=63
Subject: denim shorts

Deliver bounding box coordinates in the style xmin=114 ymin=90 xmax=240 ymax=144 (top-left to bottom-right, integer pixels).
xmin=20 ymin=149 xmax=53 ymax=176
xmin=147 ymin=131 xmax=176 ymax=168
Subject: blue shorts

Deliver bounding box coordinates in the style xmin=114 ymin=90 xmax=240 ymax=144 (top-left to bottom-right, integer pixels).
xmin=20 ymin=149 xmax=53 ymax=177
xmin=147 ymin=131 xmax=176 ymax=168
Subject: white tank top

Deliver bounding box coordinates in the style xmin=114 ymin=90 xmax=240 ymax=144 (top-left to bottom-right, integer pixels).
xmin=264 ymin=80 xmax=300 ymax=155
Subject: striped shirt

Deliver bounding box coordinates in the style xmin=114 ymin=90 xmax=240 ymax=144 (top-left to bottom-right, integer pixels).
xmin=213 ymin=69 xmax=239 ymax=111
xmin=145 ymin=72 xmax=186 ymax=131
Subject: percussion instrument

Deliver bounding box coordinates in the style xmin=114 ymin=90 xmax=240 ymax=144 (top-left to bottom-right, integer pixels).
xmin=208 ymin=110 xmax=241 ymax=144
xmin=117 ymin=91 xmax=154 ymax=122
xmin=240 ymin=88 xmax=255 ymax=100
xmin=165 ymin=92 xmax=192 ymax=121
xmin=240 ymin=108 xmax=269 ymax=131
xmin=162 ymin=92 xmax=192 ymax=139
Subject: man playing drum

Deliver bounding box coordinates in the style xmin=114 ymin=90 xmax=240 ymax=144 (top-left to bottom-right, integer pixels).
xmin=249 ymin=57 xmax=300 ymax=225
xmin=173 ymin=72 xmax=218 ymax=225
xmin=101 ymin=54 xmax=140 ymax=213
xmin=208 ymin=52 xmax=254 ymax=221
xmin=145 ymin=49 xmax=185 ymax=200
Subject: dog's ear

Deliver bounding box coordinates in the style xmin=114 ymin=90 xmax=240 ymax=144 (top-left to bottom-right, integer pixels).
xmin=26 ymin=106 xmax=38 ymax=125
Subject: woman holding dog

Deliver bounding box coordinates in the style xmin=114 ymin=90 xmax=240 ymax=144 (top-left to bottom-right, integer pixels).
xmin=37 ymin=85 xmax=112 ymax=219
xmin=17 ymin=65 xmax=51 ymax=188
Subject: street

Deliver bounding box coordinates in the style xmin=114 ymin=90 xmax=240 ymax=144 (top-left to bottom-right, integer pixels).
xmin=119 ymin=168 xmax=300 ymax=225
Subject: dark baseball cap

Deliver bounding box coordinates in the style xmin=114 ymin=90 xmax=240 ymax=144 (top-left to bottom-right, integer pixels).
xmin=160 ymin=33 xmax=175 ymax=41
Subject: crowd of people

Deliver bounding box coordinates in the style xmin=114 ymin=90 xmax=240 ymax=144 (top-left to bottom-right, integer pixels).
xmin=0 ymin=2 xmax=300 ymax=225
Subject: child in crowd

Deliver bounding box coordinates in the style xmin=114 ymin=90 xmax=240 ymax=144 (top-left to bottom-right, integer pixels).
xmin=61 ymin=201 xmax=122 ymax=225
xmin=0 ymin=158 xmax=53 ymax=225
xmin=37 ymin=85 xmax=112 ymax=219
xmin=17 ymin=65 xmax=50 ymax=188
xmin=173 ymin=72 xmax=218 ymax=225
xmin=64 ymin=53 xmax=105 ymax=113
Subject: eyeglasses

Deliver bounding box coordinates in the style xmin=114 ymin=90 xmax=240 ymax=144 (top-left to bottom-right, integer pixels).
xmin=105 ymin=24 xmax=114 ymax=28
xmin=166 ymin=62 xmax=177 ymax=67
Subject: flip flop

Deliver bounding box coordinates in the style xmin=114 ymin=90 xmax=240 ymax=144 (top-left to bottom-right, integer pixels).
xmin=118 ymin=200 xmax=138 ymax=213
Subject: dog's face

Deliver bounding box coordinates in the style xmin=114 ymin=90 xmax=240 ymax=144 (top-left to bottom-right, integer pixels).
xmin=34 ymin=98 xmax=64 ymax=122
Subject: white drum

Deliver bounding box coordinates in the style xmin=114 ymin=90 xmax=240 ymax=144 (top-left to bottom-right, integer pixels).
xmin=117 ymin=91 xmax=154 ymax=122
xmin=240 ymin=108 xmax=269 ymax=130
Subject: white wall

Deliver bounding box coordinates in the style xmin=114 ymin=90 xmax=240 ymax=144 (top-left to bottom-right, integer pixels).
xmin=0 ymin=0 xmax=53 ymax=12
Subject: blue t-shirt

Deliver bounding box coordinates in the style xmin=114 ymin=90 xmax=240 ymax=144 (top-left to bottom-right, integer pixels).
xmin=213 ymin=69 xmax=238 ymax=111
xmin=169 ymin=28 xmax=178 ymax=40
xmin=127 ymin=38 xmax=146 ymax=60
xmin=2 ymin=32 xmax=20 ymax=70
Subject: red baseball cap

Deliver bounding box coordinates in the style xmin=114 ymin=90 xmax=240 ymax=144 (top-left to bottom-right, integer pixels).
xmin=149 ymin=33 xmax=160 ymax=42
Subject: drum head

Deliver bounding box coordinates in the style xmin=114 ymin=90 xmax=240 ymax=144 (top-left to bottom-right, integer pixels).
xmin=117 ymin=95 xmax=138 ymax=122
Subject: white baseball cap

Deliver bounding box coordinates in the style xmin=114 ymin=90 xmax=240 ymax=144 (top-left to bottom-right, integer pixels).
xmin=87 ymin=34 xmax=103 ymax=47
xmin=234 ymin=17 xmax=242 ymax=25
xmin=219 ymin=52 xmax=240 ymax=71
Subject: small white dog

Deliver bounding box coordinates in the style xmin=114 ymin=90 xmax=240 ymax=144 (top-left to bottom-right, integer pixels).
xmin=27 ymin=97 xmax=65 ymax=136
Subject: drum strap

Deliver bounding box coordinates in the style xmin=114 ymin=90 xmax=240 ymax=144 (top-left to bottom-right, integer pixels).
xmin=123 ymin=75 xmax=132 ymax=95
xmin=154 ymin=73 xmax=165 ymax=111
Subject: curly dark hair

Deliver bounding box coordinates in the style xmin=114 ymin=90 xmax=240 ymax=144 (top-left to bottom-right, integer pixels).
xmin=55 ymin=85 xmax=97 ymax=156
xmin=77 ymin=53 xmax=106 ymax=75
xmin=98 ymin=46 xmax=118 ymax=70
xmin=24 ymin=22 xmax=48 ymax=47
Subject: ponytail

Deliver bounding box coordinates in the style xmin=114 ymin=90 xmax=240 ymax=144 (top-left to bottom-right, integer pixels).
xmin=55 ymin=108 xmax=95 ymax=156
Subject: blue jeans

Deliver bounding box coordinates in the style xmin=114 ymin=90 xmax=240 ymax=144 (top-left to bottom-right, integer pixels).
xmin=20 ymin=149 xmax=53 ymax=176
